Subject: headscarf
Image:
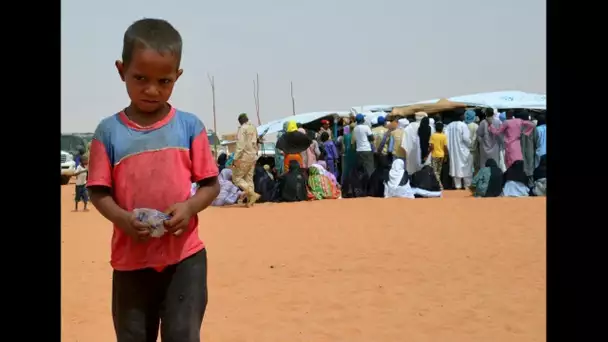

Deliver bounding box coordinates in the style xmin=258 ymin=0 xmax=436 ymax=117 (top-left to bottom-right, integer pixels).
xmin=212 ymin=168 xmax=243 ymax=206
xmin=387 ymin=159 xmax=409 ymax=188
xmin=355 ymin=114 xmax=365 ymax=123
xmin=286 ymin=120 xmax=298 ymax=132
xmin=414 ymin=111 xmax=428 ymax=121
xmin=499 ymin=112 xmax=507 ymax=122
xmin=219 ymin=168 xmax=233 ymax=183
xmin=377 ymin=116 xmax=386 ymax=125
xmin=465 ymin=110 xmax=476 ymax=124
xmin=484 ymin=159 xmax=503 ymax=197
xmin=288 ymin=159 xmax=301 ymax=172
xmin=533 ymin=154 xmax=547 ymax=181
xmin=384 ymin=159 xmax=415 ymax=198
xmin=398 ymin=118 xmax=409 ymax=129
xmin=217 ymin=152 xmax=227 ymax=169
xmin=263 ymin=164 xmax=274 ymax=180
xmin=504 ymin=160 xmax=528 ymax=185
xmin=418 ymin=117 xmax=432 ymax=159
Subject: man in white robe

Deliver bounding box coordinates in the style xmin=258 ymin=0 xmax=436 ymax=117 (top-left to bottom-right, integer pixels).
xmin=445 ymin=113 xmax=473 ymax=189
xmin=401 ymin=111 xmax=428 ymax=175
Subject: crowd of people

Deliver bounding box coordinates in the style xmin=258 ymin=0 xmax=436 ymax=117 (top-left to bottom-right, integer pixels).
xmin=210 ymin=108 xmax=547 ymax=207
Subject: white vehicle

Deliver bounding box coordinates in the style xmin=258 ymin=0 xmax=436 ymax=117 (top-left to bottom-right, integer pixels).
xmin=61 ymin=150 xmax=76 ymax=185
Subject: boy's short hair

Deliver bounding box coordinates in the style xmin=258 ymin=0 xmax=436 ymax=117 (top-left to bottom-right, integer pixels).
xmin=320 ymin=131 xmax=330 ymax=142
xmin=122 ymin=18 xmax=183 ymax=67
xmin=435 ymin=121 xmax=444 ymax=133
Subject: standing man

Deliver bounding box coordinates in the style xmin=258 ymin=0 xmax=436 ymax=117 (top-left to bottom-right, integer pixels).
xmin=353 ymin=114 xmax=375 ymax=176
xmin=446 ymin=112 xmax=473 ymax=189
xmin=476 ymin=108 xmax=503 ymax=170
xmin=232 ymin=113 xmax=261 ymax=206
xmin=319 ymin=119 xmax=332 ymax=140
xmin=402 ymin=111 xmax=428 ymax=175
xmin=371 ymin=116 xmax=389 ymax=155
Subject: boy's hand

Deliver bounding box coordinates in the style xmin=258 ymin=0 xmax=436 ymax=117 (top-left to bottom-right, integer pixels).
xmin=116 ymin=211 xmax=151 ymax=242
xmin=164 ymin=202 xmax=194 ymax=236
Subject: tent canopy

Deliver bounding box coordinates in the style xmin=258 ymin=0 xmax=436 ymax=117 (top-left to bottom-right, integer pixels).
xmin=389 ymin=98 xmax=468 ymax=118
xmin=256 ymin=111 xmax=350 ymax=135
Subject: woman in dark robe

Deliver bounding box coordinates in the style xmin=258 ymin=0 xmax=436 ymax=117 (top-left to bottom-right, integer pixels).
xmin=418 ymin=117 xmax=432 ymax=165
xmin=253 ymin=165 xmax=277 ymax=203
xmin=367 ymin=154 xmax=391 ymax=197
xmin=342 ymin=164 xmax=370 ymax=198
xmin=277 ymin=160 xmax=307 ymax=202
xmin=410 ymin=165 xmax=441 ymax=192
xmin=502 ymin=160 xmax=530 ymax=197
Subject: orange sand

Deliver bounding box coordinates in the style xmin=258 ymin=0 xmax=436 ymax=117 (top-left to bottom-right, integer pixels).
xmin=61 ymin=185 xmax=546 ymax=342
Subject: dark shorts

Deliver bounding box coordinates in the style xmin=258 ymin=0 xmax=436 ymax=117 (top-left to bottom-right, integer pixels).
xmin=112 ymin=249 xmax=208 ymax=342
xmin=75 ymin=184 xmax=89 ymax=202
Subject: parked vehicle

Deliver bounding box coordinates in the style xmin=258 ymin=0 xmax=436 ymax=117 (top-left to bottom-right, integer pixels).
xmin=61 ymin=134 xmax=88 ymax=185
xmin=61 ymin=150 xmax=76 ymax=185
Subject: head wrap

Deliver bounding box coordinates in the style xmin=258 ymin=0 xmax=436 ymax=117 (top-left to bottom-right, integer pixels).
xmin=465 ymin=110 xmax=476 ymax=124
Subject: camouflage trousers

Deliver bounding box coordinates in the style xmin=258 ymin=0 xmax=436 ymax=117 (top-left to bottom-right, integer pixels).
xmin=232 ymin=160 xmax=256 ymax=196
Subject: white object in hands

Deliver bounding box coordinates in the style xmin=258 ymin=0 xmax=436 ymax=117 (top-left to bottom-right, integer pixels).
xmin=133 ymin=208 xmax=170 ymax=238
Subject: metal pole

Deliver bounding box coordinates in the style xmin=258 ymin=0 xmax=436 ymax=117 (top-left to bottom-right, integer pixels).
xmin=255 ymin=73 xmax=261 ymax=126
xmin=291 ymin=81 xmax=296 ymax=116
xmin=207 ymin=74 xmax=218 ymax=157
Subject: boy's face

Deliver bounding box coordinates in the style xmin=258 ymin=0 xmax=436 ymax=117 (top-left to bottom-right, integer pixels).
xmin=116 ymin=48 xmax=183 ymax=113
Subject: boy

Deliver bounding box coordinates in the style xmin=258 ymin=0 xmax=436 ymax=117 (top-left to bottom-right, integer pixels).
xmin=429 ymin=121 xmax=449 ymax=190
xmin=73 ymin=155 xmax=89 ymax=211
xmin=87 ymin=18 xmax=220 ymax=342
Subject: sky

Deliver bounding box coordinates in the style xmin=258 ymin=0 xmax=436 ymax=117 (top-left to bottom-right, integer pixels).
xmin=61 ymin=0 xmax=546 ymax=134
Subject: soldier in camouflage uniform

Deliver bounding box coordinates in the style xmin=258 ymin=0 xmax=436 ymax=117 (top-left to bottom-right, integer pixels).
xmin=232 ymin=113 xmax=261 ymax=206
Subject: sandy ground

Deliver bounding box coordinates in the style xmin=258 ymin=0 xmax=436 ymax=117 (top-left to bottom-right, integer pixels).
xmin=61 ymin=185 xmax=546 ymax=342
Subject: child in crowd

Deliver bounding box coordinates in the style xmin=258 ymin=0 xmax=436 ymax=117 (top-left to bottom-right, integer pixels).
xmin=429 ymin=121 xmax=449 ymax=190
xmin=320 ymin=131 xmax=339 ymax=178
xmin=73 ymin=155 xmax=89 ymax=211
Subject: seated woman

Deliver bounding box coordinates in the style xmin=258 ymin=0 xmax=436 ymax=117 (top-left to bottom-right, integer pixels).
xmin=385 ymin=159 xmax=442 ymax=198
xmin=367 ymin=154 xmax=391 ymax=197
xmin=217 ymin=152 xmax=227 ymax=173
xmin=211 ymin=168 xmax=244 ymax=206
xmin=502 ymin=160 xmax=530 ymax=197
xmin=470 ymin=159 xmax=503 ymax=197
xmin=254 ymin=164 xmax=278 ymax=203
xmin=531 ymin=155 xmax=546 ymax=196
xmin=384 ymin=159 xmax=415 ymax=199
xmin=342 ymin=164 xmax=370 ymax=198
xmin=408 ymin=165 xmax=443 ymax=198
xmin=277 ymin=160 xmax=308 ymax=202
xmin=308 ymin=164 xmax=341 ymax=200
